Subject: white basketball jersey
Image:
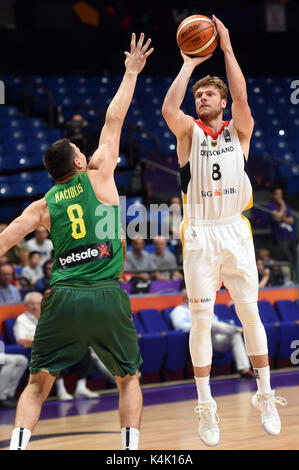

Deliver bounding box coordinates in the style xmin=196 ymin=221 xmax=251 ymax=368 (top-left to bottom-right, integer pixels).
xmin=181 ymin=119 xmax=253 ymax=220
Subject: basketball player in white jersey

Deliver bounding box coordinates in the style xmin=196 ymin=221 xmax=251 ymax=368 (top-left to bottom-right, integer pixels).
xmin=162 ymin=15 xmax=287 ymax=447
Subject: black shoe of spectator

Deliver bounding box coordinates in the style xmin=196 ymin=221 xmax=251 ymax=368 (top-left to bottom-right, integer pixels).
xmin=0 ymin=398 xmax=18 ymax=408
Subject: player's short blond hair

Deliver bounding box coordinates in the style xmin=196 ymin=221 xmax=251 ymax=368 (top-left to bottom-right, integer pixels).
xmin=192 ymin=75 xmax=228 ymax=100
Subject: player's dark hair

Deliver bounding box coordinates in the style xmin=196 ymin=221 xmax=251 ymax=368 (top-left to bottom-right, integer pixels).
xmin=43 ymin=138 xmax=76 ymax=181
xmin=270 ymin=185 xmax=283 ymax=194
xmin=29 ymin=251 xmax=41 ymax=260
xmin=43 ymin=259 xmax=53 ymax=275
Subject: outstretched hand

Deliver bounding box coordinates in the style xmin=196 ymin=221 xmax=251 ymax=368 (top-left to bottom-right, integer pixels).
xmin=212 ymin=15 xmax=232 ymax=53
xmin=180 ymin=49 xmax=212 ymax=67
xmin=124 ymin=33 xmax=154 ymax=74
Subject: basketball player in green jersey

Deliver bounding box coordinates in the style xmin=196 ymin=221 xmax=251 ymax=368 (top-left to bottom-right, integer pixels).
xmin=0 ymin=33 xmax=153 ymax=451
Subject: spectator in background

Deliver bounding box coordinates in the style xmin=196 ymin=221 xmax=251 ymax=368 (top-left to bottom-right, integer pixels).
xmin=0 ymin=254 xmax=9 ymax=265
xmin=266 ymin=186 xmax=297 ymax=267
xmin=151 ymin=236 xmax=183 ymax=280
xmin=257 ymin=258 xmax=271 ymax=288
xmin=0 ymin=353 xmax=28 ymax=409
xmin=0 ymin=264 xmax=22 ymax=304
xmin=21 ymin=252 xmax=43 ymax=286
xmin=170 ymin=290 xmax=254 ymax=378
xmin=257 ymin=248 xmax=284 ymax=286
xmin=124 ymin=237 xmax=157 ymax=294
xmin=34 ymin=259 xmax=53 ymax=293
xmin=27 ymin=226 xmax=53 ymax=265
xmin=125 ymin=236 xmax=156 ymax=281
xmin=0 ymin=223 xmax=29 ymax=266
xmin=257 ymin=248 xmax=273 ymax=267
xmin=63 ymin=113 xmax=96 ymax=156
xmin=13 ymin=292 xmax=99 ymax=400
xmin=161 ymin=196 xmax=182 ymax=241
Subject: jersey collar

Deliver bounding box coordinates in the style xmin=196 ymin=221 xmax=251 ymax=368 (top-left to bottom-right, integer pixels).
xmin=194 ymin=119 xmax=230 ymax=140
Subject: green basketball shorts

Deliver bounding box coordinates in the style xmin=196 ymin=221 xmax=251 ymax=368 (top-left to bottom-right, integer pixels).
xmin=29 ymin=280 xmax=143 ymax=378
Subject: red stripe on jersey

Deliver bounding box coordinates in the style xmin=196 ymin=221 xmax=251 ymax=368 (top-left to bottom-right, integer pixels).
xmin=41 ymin=288 xmax=52 ymax=308
xmin=194 ymin=119 xmax=230 ymax=140
xmin=117 ymin=232 xmax=127 ymax=279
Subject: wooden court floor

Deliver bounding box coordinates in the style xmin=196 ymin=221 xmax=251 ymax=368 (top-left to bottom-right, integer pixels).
xmin=0 ymin=385 xmax=298 ymax=450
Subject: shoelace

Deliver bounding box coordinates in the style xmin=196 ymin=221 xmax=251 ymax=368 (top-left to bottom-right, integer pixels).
xmin=262 ymin=395 xmax=287 ymax=422
xmin=194 ymin=405 xmax=220 ymax=431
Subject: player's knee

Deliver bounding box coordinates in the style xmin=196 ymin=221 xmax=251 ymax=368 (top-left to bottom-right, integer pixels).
xmin=115 ymin=372 xmax=139 ymax=385
xmin=190 ymin=308 xmax=213 ymax=335
xmin=234 ymin=302 xmax=262 ymax=327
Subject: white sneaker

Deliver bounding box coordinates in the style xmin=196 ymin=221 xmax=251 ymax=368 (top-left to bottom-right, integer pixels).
xmin=251 ymin=390 xmax=287 ymax=436
xmin=74 ymin=388 xmax=99 ymax=399
xmin=57 ymin=391 xmax=73 ymax=401
xmin=195 ymin=399 xmax=220 ymax=447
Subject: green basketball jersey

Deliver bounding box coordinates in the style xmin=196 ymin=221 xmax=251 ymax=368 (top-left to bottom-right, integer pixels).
xmin=45 ymin=171 xmax=126 ymax=285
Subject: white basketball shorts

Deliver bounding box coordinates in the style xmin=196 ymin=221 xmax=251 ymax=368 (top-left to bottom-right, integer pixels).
xmin=181 ymin=214 xmax=259 ymax=308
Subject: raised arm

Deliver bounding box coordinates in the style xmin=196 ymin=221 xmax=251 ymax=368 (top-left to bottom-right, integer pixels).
xmin=0 ymin=199 xmax=48 ymax=257
xmin=87 ymin=32 xmax=153 ymax=176
xmin=162 ymin=52 xmax=212 ymax=136
xmin=213 ymin=15 xmax=254 ymax=158
xmin=162 ymin=51 xmax=212 ymax=166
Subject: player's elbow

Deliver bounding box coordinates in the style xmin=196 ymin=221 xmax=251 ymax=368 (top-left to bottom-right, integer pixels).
xmin=105 ymin=112 xmax=122 ymax=127
xmin=162 ymin=103 xmax=175 ymax=119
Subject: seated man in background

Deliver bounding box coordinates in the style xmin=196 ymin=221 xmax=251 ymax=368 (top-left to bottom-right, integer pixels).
xmin=124 ymin=237 xmax=157 ymax=293
xmin=257 ymin=248 xmax=285 ymax=286
xmin=170 ymin=290 xmax=254 ymax=378
xmin=21 ymin=252 xmax=43 ymax=287
xmin=151 ymin=236 xmax=183 ymax=281
xmin=0 ymin=351 xmax=28 ymax=409
xmin=0 ymin=263 xmax=22 ymax=304
xmin=0 ymin=223 xmax=29 ymax=267
xmin=257 ymin=258 xmax=271 ymax=288
xmin=27 ymin=226 xmax=53 ymax=265
xmin=34 ymin=259 xmax=53 ymax=293
xmin=13 ymin=292 xmax=98 ymax=400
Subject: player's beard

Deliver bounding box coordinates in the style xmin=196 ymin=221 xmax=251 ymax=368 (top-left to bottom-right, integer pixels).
xmin=197 ymin=103 xmax=223 ymax=122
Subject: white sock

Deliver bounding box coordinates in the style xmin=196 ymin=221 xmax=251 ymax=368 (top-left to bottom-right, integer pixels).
xmin=254 ymin=366 xmax=272 ymax=394
xmin=195 ymin=376 xmax=212 ymax=403
xmin=121 ymin=427 xmax=139 ymax=450
xmin=56 ymin=378 xmax=68 ymax=395
xmin=10 ymin=427 xmax=31 ymax=450
xmin=75 ymin=378 xmax=87 ymax=393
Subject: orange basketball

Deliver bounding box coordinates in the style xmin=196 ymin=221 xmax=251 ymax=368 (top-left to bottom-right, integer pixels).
xmin=176 ymin=14 xmax=218 ymax=57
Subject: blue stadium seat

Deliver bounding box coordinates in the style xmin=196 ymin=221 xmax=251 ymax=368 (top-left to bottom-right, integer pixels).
xmin=162 ymin=308 xmax=175 ymax=331
xmin=275 ymin=300 xmax=299 ymax=322
xmin=29 ymin=153 xmax=44 ymax=166
xmin=3 ymin=318 xmax=32 ymax=361
xmin=14 ymin=182 xmax=38 ymax=197
xmin=132 ymin=313 xmax=166 ymax=375
xmin=46 ymin=129 xmax=62 ymax=143
xmin=139 ymin=308 xmax=188 ymax=372
xmin=0 ymin=105 xmax=21 ymax=118
xmin=250 ymin=140 xmax=269 ymax=156
xmin=0 ymin=183 xmax=13 ymax=197
xmin=36 ymin=181 xmax=53 ymax=193
xmin=22 ymin=117 xmax=45 ymax=131
xmin=257 ymin=301 xmax=281 ymax=359
xmin=3 ymin=140 xmax=27 ymax=155
xmin=8 ymin=172 xmax=33 ymax=185
xmin=271 ymin=301 xmax=299 ymax=360
xmin=5 ymin=155 xmax=32 ymax=170
xmin=26 ymin=141 xmax=49 ymax=155
xmin=0 ymin=156 xmax=7 ymax=171
xmin=32 ymin=170 xmax=53 ymax=184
